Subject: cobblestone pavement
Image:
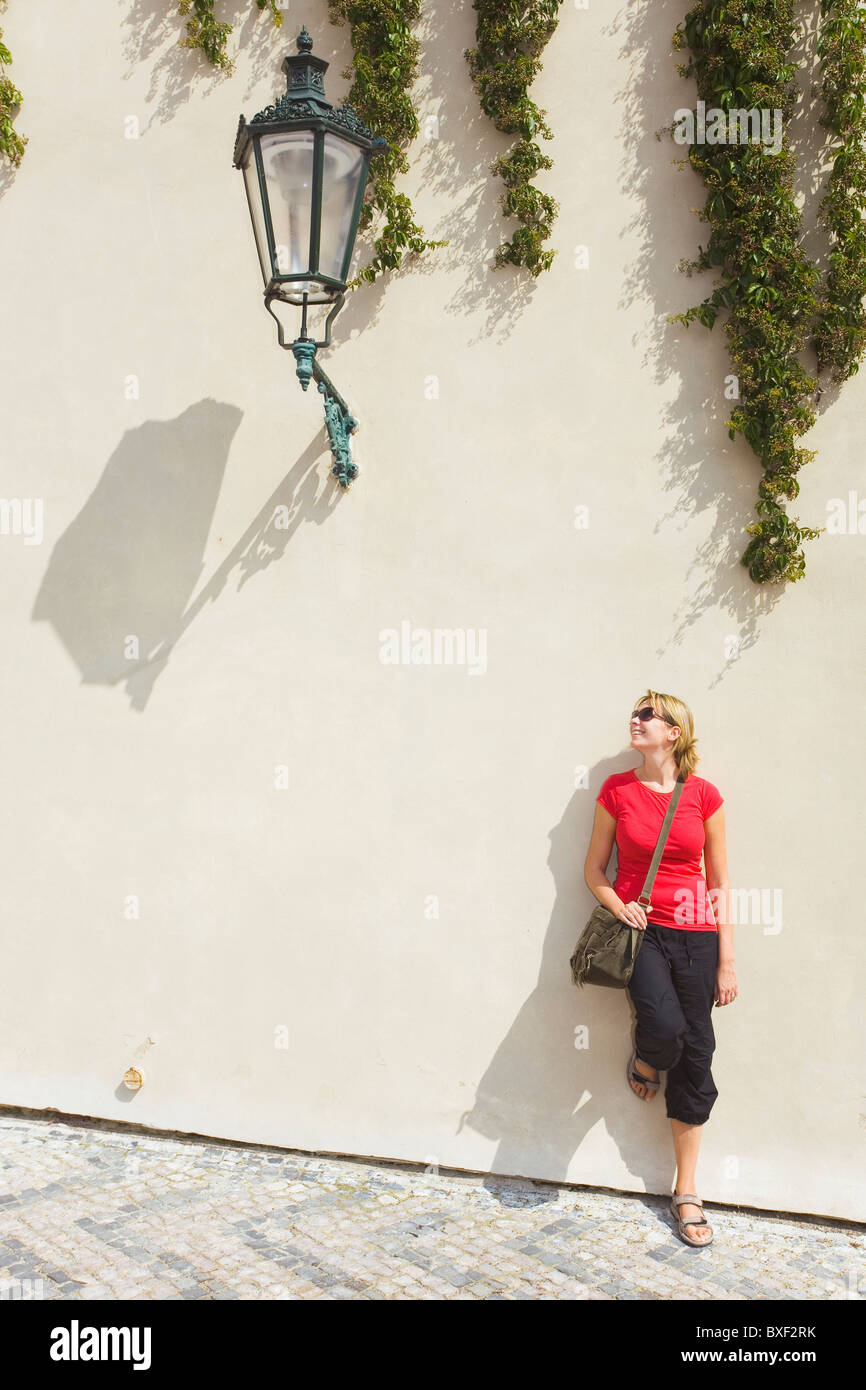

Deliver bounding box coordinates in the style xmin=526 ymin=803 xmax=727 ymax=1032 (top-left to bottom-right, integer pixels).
xmin=0 ymin=1114 xmax=862 ymax=1301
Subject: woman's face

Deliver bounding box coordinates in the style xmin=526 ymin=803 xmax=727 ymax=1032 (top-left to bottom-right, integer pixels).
xmin=629 ymin=699 xmax=679 ymax=752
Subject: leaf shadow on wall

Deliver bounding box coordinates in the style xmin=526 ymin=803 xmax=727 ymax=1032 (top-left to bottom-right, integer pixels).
xmin=31 ymin=398 xmax=341 ymax=713
xmin=121 ymin=0 xmax=286 ymax=134
xmin=0 ymin=160 xmax=20 ymax=204
xmin=456 ymin=761 xmax=714 ymax=1225
xmin=404 ymin=0 xmax=541 ymax=347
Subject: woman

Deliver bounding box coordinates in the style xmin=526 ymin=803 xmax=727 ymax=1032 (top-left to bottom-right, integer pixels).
xmin=583 ymin=689 xmax=737 ymax=1247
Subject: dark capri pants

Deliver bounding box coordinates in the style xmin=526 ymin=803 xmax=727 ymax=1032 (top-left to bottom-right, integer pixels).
xmin=627 ymin=922 xmax=720 ymax=1125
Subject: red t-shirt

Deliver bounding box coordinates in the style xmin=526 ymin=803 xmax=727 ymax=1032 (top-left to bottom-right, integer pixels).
xmin=596 ymin=769 xmax=724 ymax=931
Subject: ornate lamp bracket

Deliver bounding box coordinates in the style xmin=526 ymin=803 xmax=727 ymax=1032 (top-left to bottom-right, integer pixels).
xmin=235 ymin=29 xmax=388 ymax=493
xmin=311 ymin=358 xmax=359 ymax=489
xmin=264 ymin=291 xmax=359 ymax=488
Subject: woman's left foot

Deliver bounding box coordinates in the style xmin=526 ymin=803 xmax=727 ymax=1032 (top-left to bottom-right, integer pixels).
xmin=629 ymin=1054 xmax=659 ymax=1100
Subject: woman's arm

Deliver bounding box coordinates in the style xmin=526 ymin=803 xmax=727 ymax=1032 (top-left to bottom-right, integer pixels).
xmin=704 ymin=806 xmax=737 ymax=1004
xmin=584 ymin=803 xmax=648 ymax=928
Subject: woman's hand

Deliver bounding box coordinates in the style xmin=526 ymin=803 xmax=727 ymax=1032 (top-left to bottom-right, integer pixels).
xmin=715 ymin=962 xmax=738 ymax=1006
xmin=618 ymin=900 xmax=651 ymax=929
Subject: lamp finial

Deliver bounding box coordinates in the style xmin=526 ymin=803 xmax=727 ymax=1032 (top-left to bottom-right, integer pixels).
xmin=281 ymin=26 xmax=329 ymax=106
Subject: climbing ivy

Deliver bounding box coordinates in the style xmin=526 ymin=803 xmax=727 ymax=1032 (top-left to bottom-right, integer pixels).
xmin=669 ymin=2 xmax=825 ymax=584
xmin=814 ymin=0 xmax=866 ymax=383
xmin=327 ymin=0 xmax=448 ymax=288
xmin=464 ymin=0 xmax=565 ymax=277
xmin=0 ymin=1 xmax=26 ymax=167
xmin=178 ymin=1 xmax=281 ymax=73
xmin=2 ymin=0 xmax=863 ymax=588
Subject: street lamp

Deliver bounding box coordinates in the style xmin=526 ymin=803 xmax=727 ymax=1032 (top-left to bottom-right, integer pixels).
xmin=232 ymin=26 xmax=388 ymax=488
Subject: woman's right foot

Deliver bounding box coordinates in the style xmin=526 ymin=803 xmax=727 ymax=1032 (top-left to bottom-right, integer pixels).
xmin=630 ymin=1056 xmax=659 ymax=1100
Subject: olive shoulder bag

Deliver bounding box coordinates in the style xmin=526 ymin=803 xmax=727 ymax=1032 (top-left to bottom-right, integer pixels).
xmin=569 ymin=774 xmax=686 ymax=989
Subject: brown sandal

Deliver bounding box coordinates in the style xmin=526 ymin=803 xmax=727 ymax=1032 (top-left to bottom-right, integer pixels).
xmin=670 ymin=1192 xmax=714 ymax=1247
xmin=627 ymin=1047 xmax=660 ymax=1100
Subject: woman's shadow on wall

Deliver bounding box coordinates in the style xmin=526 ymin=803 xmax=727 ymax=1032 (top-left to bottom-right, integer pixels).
xmin=31 ymin=399 xmax=340 ymax=712
xmin=457 ymin=757 xmax=677 ymax=1209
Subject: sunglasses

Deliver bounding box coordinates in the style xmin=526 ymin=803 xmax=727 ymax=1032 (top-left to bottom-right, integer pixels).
xmin=631 ymin=706 xmax=678 ymax=726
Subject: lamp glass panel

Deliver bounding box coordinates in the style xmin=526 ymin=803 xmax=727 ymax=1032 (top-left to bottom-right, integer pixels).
xmin=319 ymin=134 xmax=365 ymax=282
xmin=242 ymin=150 xmax=271 ymax=287
xmin=260 ymin=130 xmax=315 ymax=294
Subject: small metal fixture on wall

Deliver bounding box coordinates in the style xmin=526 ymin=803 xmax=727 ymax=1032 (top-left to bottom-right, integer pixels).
xmin=232 ymin=26 xmax=389 ymax=488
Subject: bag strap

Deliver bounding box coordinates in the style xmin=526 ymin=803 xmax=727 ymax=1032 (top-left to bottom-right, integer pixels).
xmin=636 ymin=774 xmax=686 ymax=909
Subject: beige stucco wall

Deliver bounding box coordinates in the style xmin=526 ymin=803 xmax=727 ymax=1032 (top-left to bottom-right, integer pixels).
xmin=1 ymin=1 xmax=863 ymax=1224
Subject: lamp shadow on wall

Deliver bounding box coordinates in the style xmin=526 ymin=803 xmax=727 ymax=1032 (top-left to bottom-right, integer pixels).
xmin=458 ymin=760 xmax=690 ymax=1214
xmin=31 ymin=399 xmax=340 ymax=713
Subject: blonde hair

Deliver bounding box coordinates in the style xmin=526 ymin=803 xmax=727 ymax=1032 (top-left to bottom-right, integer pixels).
xmin=633 ymin=688 xmax=699 ymax=779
